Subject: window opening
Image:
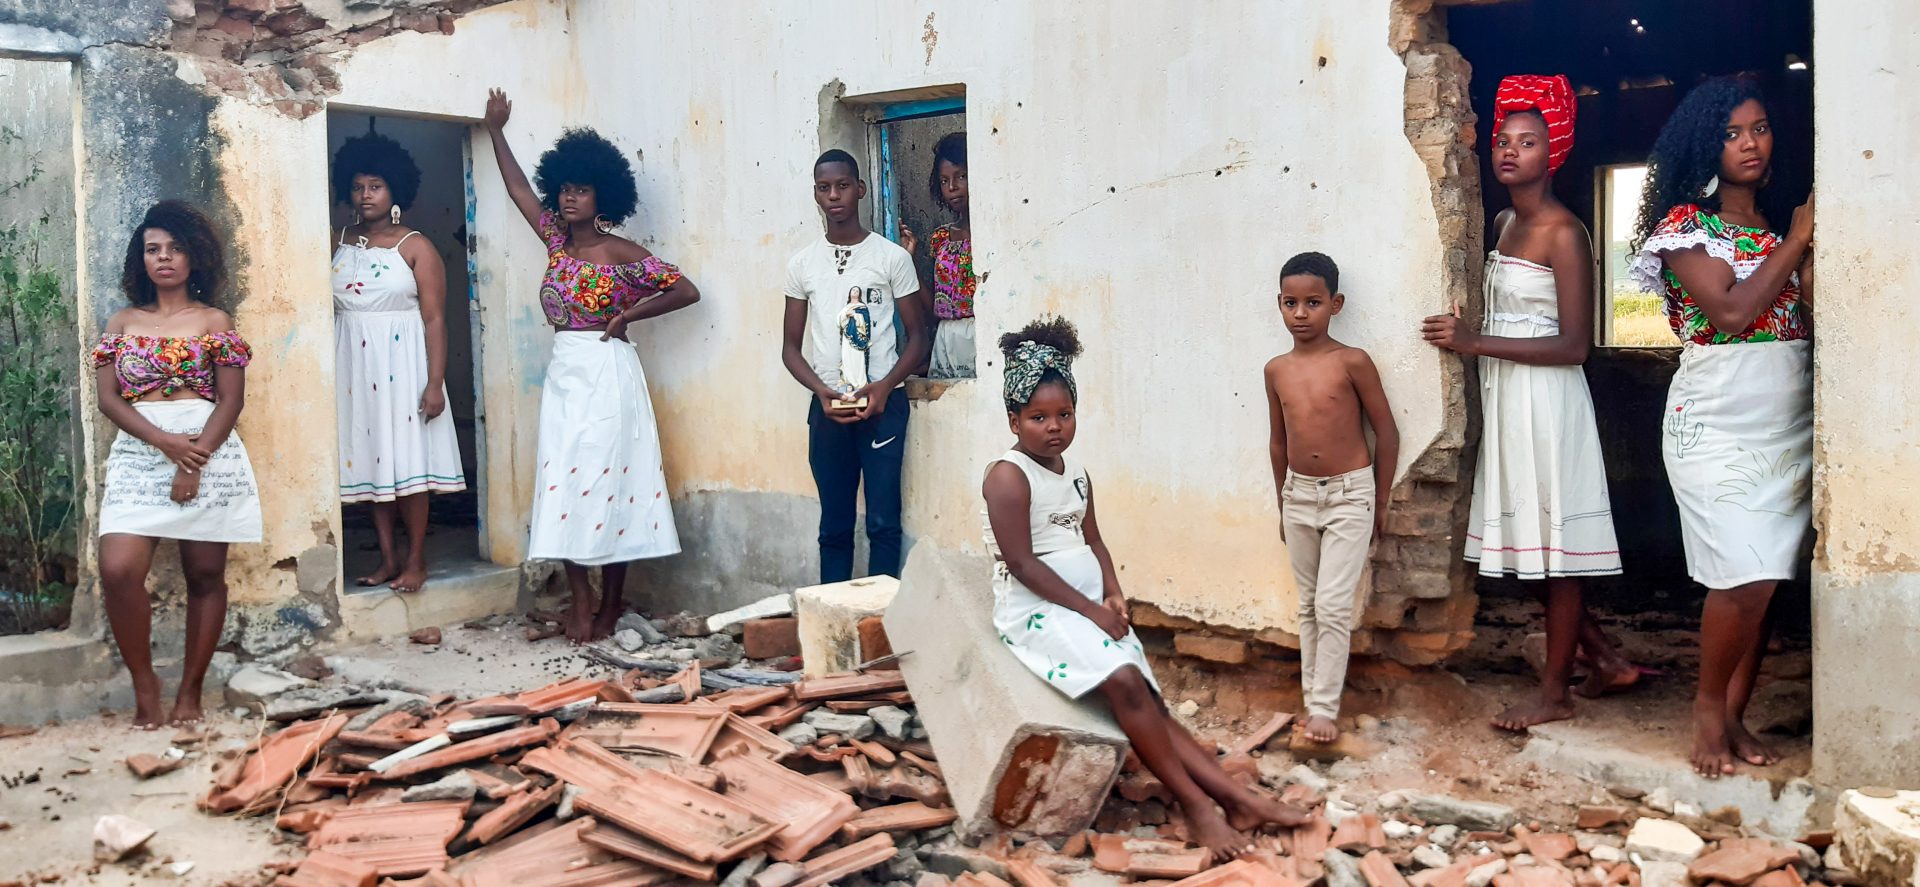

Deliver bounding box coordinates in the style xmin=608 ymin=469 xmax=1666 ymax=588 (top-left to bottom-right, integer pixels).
xmin=864 ymin=96 xmax=969 ymax=380
xmin=1595 ymin=162 xmax=1668 ymax=347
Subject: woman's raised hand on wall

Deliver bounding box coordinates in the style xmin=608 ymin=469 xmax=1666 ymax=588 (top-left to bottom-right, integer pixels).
xmin=484 ymin=88 xmax=512 ymax=131
xmin=897 ymin=222 xmax=918 ymax=256
xmin=1788 ymin=197 xmax=1814 ymax=248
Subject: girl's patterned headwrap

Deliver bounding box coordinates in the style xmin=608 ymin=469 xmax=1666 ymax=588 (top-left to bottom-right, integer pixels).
xmin=1003 ymin=340 xmax=1077 ymax=406
xmin=1493 ymin=74 xmax=1577 ymax=174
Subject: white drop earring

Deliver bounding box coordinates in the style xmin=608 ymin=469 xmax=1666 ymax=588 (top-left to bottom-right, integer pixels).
xmin=390 ymin=204 xmax=403 ymax=224
xmin=1700 ymin=175 xmax=1719 ymax=198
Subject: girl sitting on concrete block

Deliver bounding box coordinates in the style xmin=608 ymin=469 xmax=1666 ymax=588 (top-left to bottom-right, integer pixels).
xmin=981 ymin=316 xmax=1309 ymax=862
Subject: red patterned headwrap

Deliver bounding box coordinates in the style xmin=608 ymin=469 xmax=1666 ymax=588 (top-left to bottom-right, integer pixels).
xmin=1492 ymin=74 xmax=1577 ymax=174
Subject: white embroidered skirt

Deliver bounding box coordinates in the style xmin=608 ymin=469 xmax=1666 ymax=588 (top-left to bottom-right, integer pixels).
xmin=335 ymin=308 xmax=467 ymax=503
xmin=1662 ymin=339 xmax=1812 ymax=588
xmin=992 ymin=544 xmax=1159 ymax=700
xmin=527 ymin=332 xmax=680 ymax=566
xmin=99 ymin=398 xmax=262 ymax=543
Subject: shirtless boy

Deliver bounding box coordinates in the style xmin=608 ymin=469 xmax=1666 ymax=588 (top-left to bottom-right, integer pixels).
xmin=1263 ymin=251 xmax=1399 ymax=744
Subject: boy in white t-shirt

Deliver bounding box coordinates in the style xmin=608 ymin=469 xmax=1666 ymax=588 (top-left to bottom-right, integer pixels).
xmin=781 ymin=149 xmax=931 ymax=582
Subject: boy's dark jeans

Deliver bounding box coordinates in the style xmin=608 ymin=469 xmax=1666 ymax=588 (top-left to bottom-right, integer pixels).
xmin=807 ymin=388 xmax=909 ymax=583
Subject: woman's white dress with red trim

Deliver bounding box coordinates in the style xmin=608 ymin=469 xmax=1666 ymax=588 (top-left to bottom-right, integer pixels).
xmin=1463 ymin=251 xmax=1623 ymax=579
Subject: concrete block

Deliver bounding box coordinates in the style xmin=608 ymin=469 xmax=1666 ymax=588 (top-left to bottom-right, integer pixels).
xmin=797 ymin=576 xmax=900 ymax=677
xmin=884 ymin=546 xmax=1126 ymax=841
xmin=1833 ymin=788 xmax=1920 ymax=886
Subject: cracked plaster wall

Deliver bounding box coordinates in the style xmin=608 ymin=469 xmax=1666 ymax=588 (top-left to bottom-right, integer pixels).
xmin=575 ymin=1 xmax=1466 ymax=657
xmin=1808 ymin=0 xmax=1920 ymax=789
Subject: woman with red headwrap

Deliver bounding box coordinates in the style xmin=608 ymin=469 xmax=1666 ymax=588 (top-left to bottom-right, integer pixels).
xmin=1423 ymin=74 xmax=1639 ymax=730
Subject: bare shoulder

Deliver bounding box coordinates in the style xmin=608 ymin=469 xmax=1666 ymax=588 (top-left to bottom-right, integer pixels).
xmin=1340 ymin=344 xmax=1381 ymax=373
xmin=396 ymin=227 xmax=435 ymax=254
xmin=607 ymin=235 xmax=655 ymax=264
xmin=198 ymin=305 xmax=238 ymax=334
xmin=982 ymin=458 xmax=1031 ymax=501
xmin=103 ymin=307 xmax=136 ymax=334
xmin=1263 ymin=352 xmax=1289 ymax=378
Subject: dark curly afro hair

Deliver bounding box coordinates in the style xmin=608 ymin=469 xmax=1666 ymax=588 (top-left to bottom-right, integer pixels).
xmin=1632 ymin=76 xmax=1768 ymax=254
xmin=122 ymin=200 xmax=225 ymax=307
xmin=999 ymin=315 xmax=1083 ymax=410
xmin=534 ymin=128 xmax=639 ymax=224
xmin=331 ymin=132 xmax=422 ymax=211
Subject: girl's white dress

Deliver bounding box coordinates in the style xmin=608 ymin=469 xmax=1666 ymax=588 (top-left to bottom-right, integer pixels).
xmin=984 ymin=450 xmax=1159 ymax=700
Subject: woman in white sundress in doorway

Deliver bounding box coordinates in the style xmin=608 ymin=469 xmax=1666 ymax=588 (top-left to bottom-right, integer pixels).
xmin=982 ymin=317 xmax=1307 ymax=864
xmin=332 ymin=131 xmax=466 ymax=595
xmin=1422 ymin=75 xmax=1639 ymax=732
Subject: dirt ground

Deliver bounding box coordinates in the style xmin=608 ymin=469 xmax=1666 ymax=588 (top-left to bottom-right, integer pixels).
xmin=0 ymin=598 xmax=1817 ymax=885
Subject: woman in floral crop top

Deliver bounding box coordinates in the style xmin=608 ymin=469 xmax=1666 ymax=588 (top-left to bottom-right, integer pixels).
xmin=1627 ymin=77 xmax=1814 ymax=781
xmin=484 ymin=88 xmax=702 ymax=643
xmin=900 ymin=131 xmax=976 ymax=379
xmin=92 ymin=201 xmax=263 ymax=727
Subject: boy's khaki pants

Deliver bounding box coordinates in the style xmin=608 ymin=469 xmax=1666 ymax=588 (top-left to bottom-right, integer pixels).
xmin=1281 ymin=466 xmax=1375 ymax=721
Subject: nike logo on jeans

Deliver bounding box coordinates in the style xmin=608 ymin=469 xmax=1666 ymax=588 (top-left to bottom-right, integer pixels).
xmin=871 ymin=437 xmax=897 ymax=450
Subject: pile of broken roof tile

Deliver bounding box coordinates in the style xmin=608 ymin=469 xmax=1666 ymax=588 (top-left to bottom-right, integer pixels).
xmin=199 ymin=656 xmax=1845 ymax=887
xmin=201 ymin=661 xmax=965 ymax=887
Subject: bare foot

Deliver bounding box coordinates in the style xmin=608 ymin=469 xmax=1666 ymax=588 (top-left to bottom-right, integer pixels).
xmin=169 ymin=694 xmax=205 ymax=726
xmin=357 ymin=560 xmax=401 ymax=588
xmin=564 ymin=603 xmax=594 ymax=643
xmin=131 ymin=674 xmax=165 ymax=729
xmin=389 ymin=562 xmax=428 ymax=595
xmin=1691 ymin=707 xmax=1737 ymax=778
xmin=1185 ymin=807 xmax=1255 ymax=863
xmin=590 ymin=607 xmax=622 ymax=641
xmin=1575 ymin=660 xmax=1642 ymax=698
xmin=1226 ymin=787 xmax=1311 ymax=832
xmin=1725 ymin=719 xmax=1779 ymax=766
xmin=1490 ymin=697 xmax=1574 ymax=732
xmin=1301 ymin=715 xmax=1339 ymax=743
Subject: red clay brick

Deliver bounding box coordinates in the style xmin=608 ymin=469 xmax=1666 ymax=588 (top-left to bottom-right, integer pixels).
xmin=744 ymin=617 xmax=801 ymax=660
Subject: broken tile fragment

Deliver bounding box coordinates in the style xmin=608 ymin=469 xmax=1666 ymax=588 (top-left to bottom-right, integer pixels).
xmin=92 ymin=814 xmax=156 ymax=862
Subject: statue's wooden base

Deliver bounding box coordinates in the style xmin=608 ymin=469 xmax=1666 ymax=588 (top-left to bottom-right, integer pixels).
xmin=828 ymin=397 xmax=869 ymax=412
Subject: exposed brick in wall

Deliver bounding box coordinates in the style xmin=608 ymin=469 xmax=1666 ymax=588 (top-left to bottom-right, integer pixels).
xmin=164 ymin=0 xmax=512 ymax=118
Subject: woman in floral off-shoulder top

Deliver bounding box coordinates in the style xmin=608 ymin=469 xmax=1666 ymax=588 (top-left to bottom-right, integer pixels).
xmin=484 ymin=89 xmax=703 ymax=643
xmin=1627 ymin=77 xmax=1814 ymax=780
xmin=92 ymin=201 xmax=262 ymax=728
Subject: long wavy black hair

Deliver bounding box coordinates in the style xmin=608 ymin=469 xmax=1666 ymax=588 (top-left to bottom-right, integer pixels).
xmin=121 ymin=201 xmax=225 ymax=306
xmin=534 ymin=128 xmax=638 ymax=224
xmin=1631 ymin=76 xmax=1768 ymax=254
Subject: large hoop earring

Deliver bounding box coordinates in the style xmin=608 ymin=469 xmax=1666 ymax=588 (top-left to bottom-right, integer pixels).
xmin=593 ymin=215 xmax=615 ymax=235
xmin=1700 ymin=175 xmax=1719 ymax=199
xmin=390 ymin=204 xmax=403 ymax=224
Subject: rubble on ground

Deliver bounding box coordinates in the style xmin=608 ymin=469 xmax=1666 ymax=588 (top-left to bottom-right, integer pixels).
xmin=162 ymin=611 xmax=1857 ymax=887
